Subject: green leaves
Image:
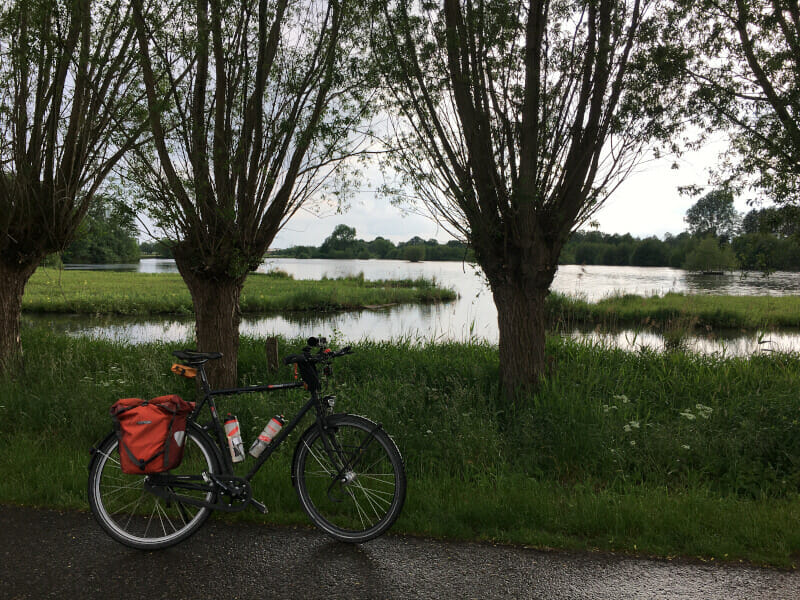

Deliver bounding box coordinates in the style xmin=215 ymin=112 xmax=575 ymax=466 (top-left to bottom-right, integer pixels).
xmin=684 ymin=188 xmax=740 ymax=241
xmin=677 ymin=0 xmax=800 ymax=205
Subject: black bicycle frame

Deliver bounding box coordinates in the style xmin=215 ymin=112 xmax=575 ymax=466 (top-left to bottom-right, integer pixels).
xmin=192 ymin=364 xmax=326 ymax=480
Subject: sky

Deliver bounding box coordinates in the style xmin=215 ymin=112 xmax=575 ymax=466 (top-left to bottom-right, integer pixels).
xmin=270 ymin=135 xmax=757 ymax=249
xmin=135 ymin=135 xmax=756 ymax=248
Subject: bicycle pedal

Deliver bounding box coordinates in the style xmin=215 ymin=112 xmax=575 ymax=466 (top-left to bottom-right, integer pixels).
xmin=250 ymin=498 xmax=268 ymax=514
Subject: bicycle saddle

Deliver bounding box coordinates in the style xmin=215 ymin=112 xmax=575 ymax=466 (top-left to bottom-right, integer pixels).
xmin=172 ymin=350 xmax=223 ymax=362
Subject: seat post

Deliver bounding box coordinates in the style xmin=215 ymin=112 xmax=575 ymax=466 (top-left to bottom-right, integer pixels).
xmin=197 ymin=366 xmax=212 ymax=396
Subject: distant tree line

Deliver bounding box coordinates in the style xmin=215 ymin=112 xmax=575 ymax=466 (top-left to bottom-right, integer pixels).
xmin=262 ymin=199 xmax=800 ymax=273
xmin=267 ymin=224 xmax=474 ymax=262
xmin=58 ymin=197 xmax=140 ymax=264
xmin=561 ymin=192 xmax=800 ymax=272
xmin=71 ymin=193 xmax=800 ymax=274
xmin=139 ymin=239 xmax=174 ymax=259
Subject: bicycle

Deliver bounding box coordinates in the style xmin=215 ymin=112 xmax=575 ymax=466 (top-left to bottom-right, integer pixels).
xmin=87 ymin=337 xmax=406 ymax=549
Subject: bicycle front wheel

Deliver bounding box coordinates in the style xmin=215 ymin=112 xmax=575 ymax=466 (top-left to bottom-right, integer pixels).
xmin=88 ymin=423 xmax=219 ymax=550
xmin=293 ymin=413 xmax=406 ymax=542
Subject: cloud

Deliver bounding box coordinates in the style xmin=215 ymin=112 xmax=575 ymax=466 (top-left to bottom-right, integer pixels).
xmin=272 ymin=190 xmax=455 ymax=248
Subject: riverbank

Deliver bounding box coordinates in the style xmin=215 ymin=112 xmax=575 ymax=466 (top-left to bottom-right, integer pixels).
xmin=22 ymin=269 xmax=800 ymax=333
xmin=550 ymin=291 xmax=800 ymax=331
xmin=1 ymin=329 xmax=798 ymax=566
xmin=22 ymin=269 xmax=457 ymax=315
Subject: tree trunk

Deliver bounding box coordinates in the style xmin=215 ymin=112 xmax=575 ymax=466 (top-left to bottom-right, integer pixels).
xmin=177 ymin=264 xmax=244 ymax=389
xmin=0 ymin=261 xmax=37 ymax=373
xmin=491 ymin=281 xmax=550 ymax=397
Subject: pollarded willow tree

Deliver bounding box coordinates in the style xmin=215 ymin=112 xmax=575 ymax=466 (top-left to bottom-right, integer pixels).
xmin=130 ymin=0 xmax=372 ymax=386
xmin=677 ymin=0 xmax=800 ymax=206
xmin=374 ymin=0 xmax=685 ymax=394
xmin=0 ymin=0 xmax=144 ymax=370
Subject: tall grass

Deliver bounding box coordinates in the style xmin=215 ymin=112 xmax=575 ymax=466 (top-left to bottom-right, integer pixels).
xmin=547 ymin=291 xmax=800 ymax=331
xmin=22 ymin=269 xmax=457 ymax=315
xmin=1 ymin=328 xmax=798 ymax=565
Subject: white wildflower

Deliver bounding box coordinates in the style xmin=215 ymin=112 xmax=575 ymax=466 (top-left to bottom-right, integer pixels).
xmin=695 ymin=404 xmax=713 ymax=419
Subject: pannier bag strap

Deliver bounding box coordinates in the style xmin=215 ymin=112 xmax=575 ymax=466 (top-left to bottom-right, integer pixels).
xmin=119 ymin=438 xmax=164 ymax=472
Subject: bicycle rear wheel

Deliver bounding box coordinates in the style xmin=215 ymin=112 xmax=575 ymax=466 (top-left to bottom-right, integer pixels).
xmin=293 ymin=414 xmax=406 ymax=542
xmin=88 ymin=423 xmax=219 ymax=549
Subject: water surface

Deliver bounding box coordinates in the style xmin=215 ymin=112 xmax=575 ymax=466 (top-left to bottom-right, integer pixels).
xmin=49 ymin=258 xmax=800 ymax=355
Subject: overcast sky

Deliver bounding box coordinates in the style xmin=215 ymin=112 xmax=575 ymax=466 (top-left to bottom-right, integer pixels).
xmin=270 ymin=136 xmax=757 ymax=249
xmin=135 ymin=136 xmax=756 ymax=248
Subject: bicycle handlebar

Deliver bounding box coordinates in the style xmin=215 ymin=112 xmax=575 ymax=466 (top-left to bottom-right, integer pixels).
xmin=283 ymin=345 xmax=353 ymax=366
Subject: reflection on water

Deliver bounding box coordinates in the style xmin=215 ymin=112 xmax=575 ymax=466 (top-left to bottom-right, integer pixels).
xmin=566 ymin=327 xmax=800 ymax=356
xmin=50 ymin=258 xmax=800 ymax=354
xmin=23 ymin=312 xmax=800 ymax=357
xmin=64 ymin=259 xmax=178 ymax=273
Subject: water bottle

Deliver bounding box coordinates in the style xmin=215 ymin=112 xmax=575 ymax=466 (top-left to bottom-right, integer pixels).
xmin=224 ymin=414 xmax=245 ymax=463
xmin=249 ymin=415 xmax=286 ymax=458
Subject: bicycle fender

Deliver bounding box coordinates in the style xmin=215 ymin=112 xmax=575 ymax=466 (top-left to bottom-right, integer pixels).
xmin=88 ymin=431 xmax=118 ymax=471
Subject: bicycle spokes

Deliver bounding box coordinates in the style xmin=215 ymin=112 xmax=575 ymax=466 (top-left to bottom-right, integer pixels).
xmin=294 ymin=415 xmax=405 ymax=540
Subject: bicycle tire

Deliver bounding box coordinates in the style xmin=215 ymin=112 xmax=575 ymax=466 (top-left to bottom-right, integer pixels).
xmin=88 ymin=423 xmax=219 ymax=550
xmin=292 ymin=413 xmax=406 ymax=543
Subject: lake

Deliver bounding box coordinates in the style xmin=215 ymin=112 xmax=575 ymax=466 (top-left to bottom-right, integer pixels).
xmin=43 ymin=258 xmax=800 ymax=355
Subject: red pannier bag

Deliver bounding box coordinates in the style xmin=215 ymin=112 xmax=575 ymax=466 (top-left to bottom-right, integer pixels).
xmin=110 ymin=395 xmax=195 ymax=474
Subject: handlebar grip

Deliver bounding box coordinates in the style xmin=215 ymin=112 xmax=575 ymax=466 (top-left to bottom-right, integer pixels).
xmin=283 ymin=354 xmax=306 ymax=365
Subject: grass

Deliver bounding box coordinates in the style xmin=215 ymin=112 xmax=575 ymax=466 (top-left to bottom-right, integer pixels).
xmin=1 ymin=328 xmax=799 ymax=566
xmin=22 ymin=269 xmax=457 ymax=315
xmin=23 ymin=269 xmax=800 ymax=334
xmin=548 ymin=291 xmax=800 ymax=331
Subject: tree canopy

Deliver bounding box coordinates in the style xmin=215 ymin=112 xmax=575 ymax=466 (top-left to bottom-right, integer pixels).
xmin=684 ymin=188 xmax=739 ymax=241
xmin=678 ymin=0 xmax=800 ymax=205
xmin=62 ymin=197 xmax=140 ymax=264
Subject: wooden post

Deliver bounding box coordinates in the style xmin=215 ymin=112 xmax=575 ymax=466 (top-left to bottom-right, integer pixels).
xmin=265 ymin=337 xmax=279 ymax=372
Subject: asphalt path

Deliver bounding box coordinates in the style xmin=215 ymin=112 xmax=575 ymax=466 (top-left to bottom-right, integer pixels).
xmin=1 ymin=505 xmax=798 ymax=600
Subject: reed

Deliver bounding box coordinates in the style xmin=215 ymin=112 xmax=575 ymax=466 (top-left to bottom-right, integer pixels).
xmin=547 ymin=291 xmax=800 ymax=331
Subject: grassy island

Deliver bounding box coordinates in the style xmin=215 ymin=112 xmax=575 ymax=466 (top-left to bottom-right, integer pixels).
xmin=22 ymin=269 xmax=457 ymax=315
xmin=1 ymin=329 xmax=798 ymax=567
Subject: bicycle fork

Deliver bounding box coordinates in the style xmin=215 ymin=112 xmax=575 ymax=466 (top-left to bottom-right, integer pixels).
xmin=318 ymin=421 xmax=385 ymax=503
